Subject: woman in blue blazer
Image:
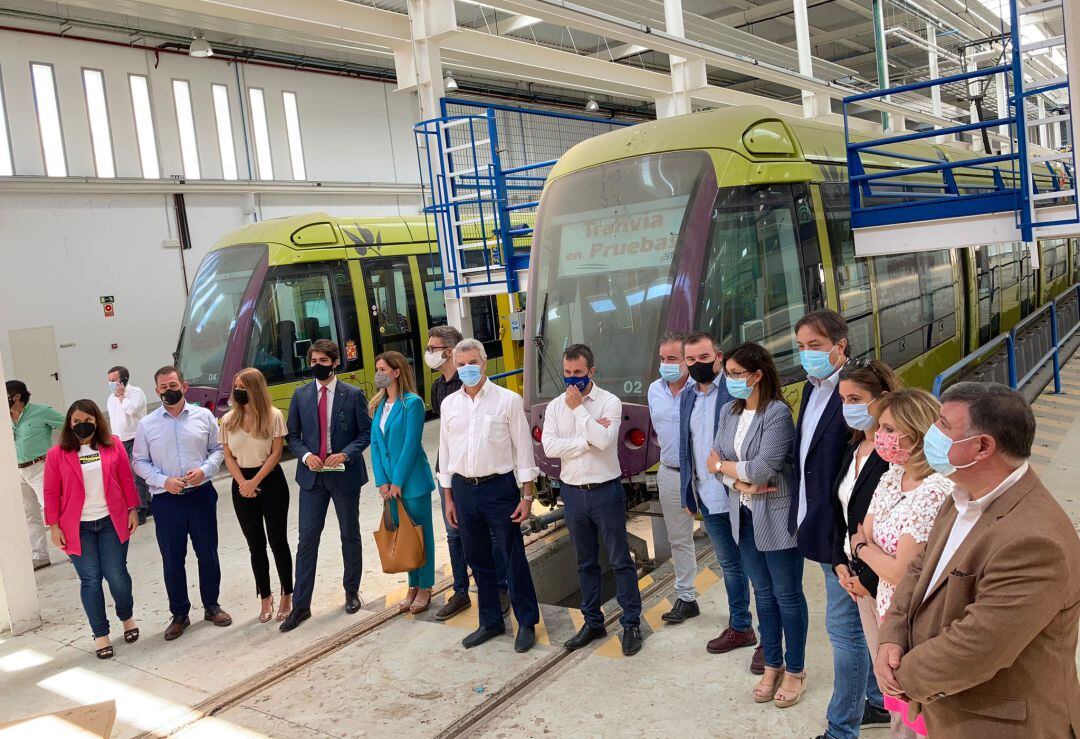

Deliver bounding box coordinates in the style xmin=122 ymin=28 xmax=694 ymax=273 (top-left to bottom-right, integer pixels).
xmin=369 ymin=351 xmax=436 ymax=614
xmin=707 ymin=342 xmax=807 ymax=710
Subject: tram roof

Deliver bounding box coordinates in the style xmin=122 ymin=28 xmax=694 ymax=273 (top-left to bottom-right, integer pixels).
xmin=210 ymin=213 xmax=436 ymax=252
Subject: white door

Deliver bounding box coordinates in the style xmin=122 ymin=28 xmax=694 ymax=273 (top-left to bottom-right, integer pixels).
xmin=9 ymin=327 xmax=64 ymax=412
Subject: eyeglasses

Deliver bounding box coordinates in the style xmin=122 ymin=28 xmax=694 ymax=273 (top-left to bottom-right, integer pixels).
xmin=847 ymin=356 xmax=874 ymax=369
xmin=425 ymin=345 xmax=450 ymax=352
xmin=725 ymin=369 xmax=753 ymax=379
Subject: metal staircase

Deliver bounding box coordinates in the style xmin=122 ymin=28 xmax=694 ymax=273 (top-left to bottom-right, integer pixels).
xmin=843 ymin=0 xmax=1078 ymax=255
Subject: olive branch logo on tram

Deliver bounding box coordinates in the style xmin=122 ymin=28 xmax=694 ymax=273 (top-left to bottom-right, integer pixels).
xmin=175 ymin=106 xmax=1077 ymax=505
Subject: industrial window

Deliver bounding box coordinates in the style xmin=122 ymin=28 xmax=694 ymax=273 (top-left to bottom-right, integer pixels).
xmin=874 ymin=250 xmax=956 ymax=368
xmin=820 ymin=182 xmax=874 ymax=359
xmin=129 ymin=75 xmax=160 ymax=179
xmin=210 ymin=84 xmax=238 ymax=180
xmin=282 ymin=91 xmax=305 ymax=180
xmin=30 ymin=63 xmax=66 ymax=176
xmin=172 ymin=80 xmax=200 ymax=179
xmin=1042 ymin=239 xmax=1069 ymax=283
xmin=247 ymin=88 xmax=273 ymax=180
xmin=81 ymin=69 xmax=115 ymax=178
xmin=0 ymin=71 xmax=13 ymax=176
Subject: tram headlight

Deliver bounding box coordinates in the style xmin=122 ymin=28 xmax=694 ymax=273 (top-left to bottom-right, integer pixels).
xmin=624 ymin=428 xmax=646 ymax=448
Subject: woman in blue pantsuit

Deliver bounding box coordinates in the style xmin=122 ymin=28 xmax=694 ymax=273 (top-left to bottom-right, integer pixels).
xmin=369 ymin=351 xmax=436 ymax=614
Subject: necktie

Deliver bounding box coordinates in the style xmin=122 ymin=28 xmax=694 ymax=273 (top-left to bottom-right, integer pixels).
xmin=319 ymin=386 xmax=329 ymax=459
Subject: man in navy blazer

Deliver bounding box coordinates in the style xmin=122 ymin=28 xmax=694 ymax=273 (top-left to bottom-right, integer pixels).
xmin=280 ymin=339 xmax=371 ymax=632
xmin=792 ymin=311 xmax=887 ymax=738
xmin=676 ymin=332 xmax=758 ymax=671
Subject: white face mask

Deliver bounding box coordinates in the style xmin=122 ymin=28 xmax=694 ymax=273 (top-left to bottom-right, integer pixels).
xmin=424 ymin=349 xmax=449 ymax=370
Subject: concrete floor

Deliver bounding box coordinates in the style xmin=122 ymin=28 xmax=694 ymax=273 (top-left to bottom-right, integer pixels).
xmin=3 ymin=372 xmax=1080 ymax=738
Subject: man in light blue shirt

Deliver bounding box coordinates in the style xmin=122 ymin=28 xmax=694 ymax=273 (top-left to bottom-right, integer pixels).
xmin=676 ymin=332 xmax=758 ymax=671
xmin=646 ymin=332 xmax=699 ymax=624
xmin=133 ymin=365 xmax=230 ymax=640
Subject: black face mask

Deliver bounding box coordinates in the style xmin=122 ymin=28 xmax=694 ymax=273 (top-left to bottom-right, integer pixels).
xmin=161 ymin=389 xmax=184 ymax=406
xmin=233 ymin=389 xmax=250 ymax=406
xmin=311 ymin=363 xmax=335 ymax=381
xmin=688 ymin=361 xmax=719 ymax=384
xmin=6 ymin=396 xmax=14 ymax=409
xmin=72 ymin=422 xmax=96 ymax=440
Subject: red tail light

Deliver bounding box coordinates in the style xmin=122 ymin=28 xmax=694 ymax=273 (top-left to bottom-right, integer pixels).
xmin=532 ymin=426 xmax=543 ymax=443
xmin=204 ymin=399 xmax=216 ymax=415
xmin=625 ymin=428 xmax=646 ymax=448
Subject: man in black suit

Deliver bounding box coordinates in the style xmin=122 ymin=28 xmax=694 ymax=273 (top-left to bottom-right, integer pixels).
xmin=792 ymin=311 xmax=888 ymax=738
xmin=280 ymin=339 xmax=372 ymax=632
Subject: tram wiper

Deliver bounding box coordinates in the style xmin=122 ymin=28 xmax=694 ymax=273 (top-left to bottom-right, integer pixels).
xmin=533 ymin=293 xmax=565 ymax=392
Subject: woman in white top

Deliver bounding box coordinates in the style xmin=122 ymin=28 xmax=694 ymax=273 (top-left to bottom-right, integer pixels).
xmin=43 ymin=400 xmax=141 ymax=659
xmin=222 ymin=367 xmax=292 ymax=623
xmin=851 ymin=388 xmax=952 ymax=738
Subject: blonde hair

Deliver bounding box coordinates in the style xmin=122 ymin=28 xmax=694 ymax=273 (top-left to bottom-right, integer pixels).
xmin=368 ymin=351 xmax=418 ymax=416
xmin=222 ymin=367 xmax=276 ymax=439
xmin=877 ymin=388 xmax=940 ymax=480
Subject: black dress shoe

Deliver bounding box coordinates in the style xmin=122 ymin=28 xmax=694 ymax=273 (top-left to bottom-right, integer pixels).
xmin=862 ymin=701 xmax=891 ymax=727
xmin=514 ymin=625 xmax=536 ymax=653
xmin=563 ymin=624 xmax=607 ymax=650
xmin=344 ymin=592 xmax=362 ymax=614
xmin=279 ymin=608 xmax=311 ymax=632
xmin=661 ymin=598 xmax=700 ymax=624
xmin=462 ymin=625 xmax=505 ymax=649
xmin=621 ymin=626 xmax=643 ymax=656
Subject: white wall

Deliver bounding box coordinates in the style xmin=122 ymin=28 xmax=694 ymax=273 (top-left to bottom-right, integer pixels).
xmin=0 ymin=29 xmax=424 ymax=406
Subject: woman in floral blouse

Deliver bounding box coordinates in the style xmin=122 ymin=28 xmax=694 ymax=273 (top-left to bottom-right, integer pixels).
xmin=850 ymin=388 xmax=953 ymax=738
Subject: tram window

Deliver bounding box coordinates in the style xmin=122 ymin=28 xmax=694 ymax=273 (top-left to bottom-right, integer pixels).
xmin=874 ymin=250 xmax=956 ymax=367
xmin=471 ymin=296 xmax=504 ymax=359
xmin=418 ymin=255 xmax=449 ymax=328
xmin=820 ymin=183 xmax=874 ymax=359
xmin=333 ymin=263 xmax=362 ymax=372
xmin=700 ymin=185 xmax=810 ymax=382
xmin=246 ymin=267 xmax=340 ymax=384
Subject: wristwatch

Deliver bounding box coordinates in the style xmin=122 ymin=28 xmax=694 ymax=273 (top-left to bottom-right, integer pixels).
xmin=854 ymin=542 xmax=869 ymax=558
xmin=714 ymin=460 xmax=722 ymax=473
xmin=522 ymin=494 xmax=534 ymax=502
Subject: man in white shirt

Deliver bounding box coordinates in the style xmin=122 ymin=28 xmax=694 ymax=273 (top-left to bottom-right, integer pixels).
xmin=106 ymin=365 xmax=149 ymax=522
xmin=646 ymin=332 xmax=699 ymax=624
xmin=542 ymin=343 xmax=643 ymax=656
xmin=440 ymin=338 xmax=541 ymax=654
xmin=877 ymin=382 xmax=1080 ymax=738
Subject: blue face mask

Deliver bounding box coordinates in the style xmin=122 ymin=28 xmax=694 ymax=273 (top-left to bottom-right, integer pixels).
xmin=923 ymin=424 xmax=979 ymax=477
xmin=800 ymin=347 xmax=839 ymax=379
xmin=842 ymin=402 xmax=876 ymax=431
xmin=564 ymin=375 xmax=591 ymax=392
xmin=107 ymin=381 xmax=120 ymax=393
xmin=659 ymin=363 xmax=684 ymax=383
xmin=725 ymin=376 xmax=755 ymax=400
xmin=457 ymin=364 xmax=483 ymax=388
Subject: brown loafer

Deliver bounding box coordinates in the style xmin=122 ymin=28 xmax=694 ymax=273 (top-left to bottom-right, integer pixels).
xmin=164 ymin=615 xmax=190 ymax=641
xmin=750 ymin=644 xmax=765 ymax=674
xmin=706 ymin=627 xmax=757 ymax=654
xmin=204 ymin=606 xmax=233 ymax=627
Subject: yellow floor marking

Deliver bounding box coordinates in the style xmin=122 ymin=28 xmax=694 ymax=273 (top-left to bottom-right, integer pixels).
xmin=694 ymin=567 xmax=720 ymax=593
xmin=385 ymin=585 xmax=410 ymax=608
xmin=638 ymin=574 xmax=654 ymax=589
xmin=594 ymin=634 xmax=625 ymax=659
xmin=569 ymin=608 xmax=584 ymax=631
xmin=508 ymin=611 xmax=551 ymax=646
xmin=443 ymin=602 xmax=480 ymax=631
xmin=644 ymin=598 xmax=672 ymax=631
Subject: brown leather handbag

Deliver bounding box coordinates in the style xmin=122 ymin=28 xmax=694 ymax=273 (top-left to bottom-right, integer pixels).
xmin=374 ymin=499 xmax=426 ymax=573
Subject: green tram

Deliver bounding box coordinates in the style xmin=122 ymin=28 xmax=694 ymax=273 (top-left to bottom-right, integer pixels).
xmin=174 ymin=214 xmax=524 ymax=417
xmin=520 ymin=105 xmax=1077 ymax=481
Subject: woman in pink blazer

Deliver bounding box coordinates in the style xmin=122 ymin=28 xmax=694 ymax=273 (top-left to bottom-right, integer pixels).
xmin=44 ymin=399 xmax=141 ymax=659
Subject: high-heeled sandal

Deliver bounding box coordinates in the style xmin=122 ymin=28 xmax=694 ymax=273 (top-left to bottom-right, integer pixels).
xmin=259 ymin=597 xmax=275 ymax=624
xmin=774 ymin=671 xmax=808 ymax=708
xmin=398 ymin=587 xmax=419 ymax=613
xmin=94 ymin=639 xmax=114 ymax=660
xmin=409 ymin=589 xmax=432 ymax=614
xmin=753 ymin=666 xmax=785 ymax=703
xmin=123 ymin=627 xmax=140 ymax=644
xmin=276 ymin=594 xmax=293 ymax=623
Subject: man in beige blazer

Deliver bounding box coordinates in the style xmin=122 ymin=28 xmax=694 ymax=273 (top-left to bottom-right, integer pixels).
xmin=876 ymin=382 xmax=1080 ymax=738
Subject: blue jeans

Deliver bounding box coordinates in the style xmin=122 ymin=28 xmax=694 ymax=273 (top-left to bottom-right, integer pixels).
xmin=452 ymin=473 xmax=539 ymax=630
xmin=68 ymin=517 xmax=134 ymax=638
xmin=822 ymin=563 xmax=884 ymax=738
xmin=737 ymin=508 xmax=807 ymax=672
xmin=700 ymin=502 xmax=752 ymax=632
xmin=293 ymin=477 xmax=363 ymax=610
xmin=561 ymin=480 xmax=642 ymax=629
xmin=440 ymin=488 xmax=507 ymax=595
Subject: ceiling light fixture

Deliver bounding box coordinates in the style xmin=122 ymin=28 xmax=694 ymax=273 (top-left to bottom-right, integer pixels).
xmin=585 ymin=95 xmax=600 ymax=113
xmin=189 ymin=31 xmax=214 ymax=58
xmin=444 ymin=70 xmax=459 ymax=93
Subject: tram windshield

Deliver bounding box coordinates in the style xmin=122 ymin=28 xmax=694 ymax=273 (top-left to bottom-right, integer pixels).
xmin=531 ymin=151 xmax=711 ymax=403
xmin=176 ymin=244 xmax=267 ymax=387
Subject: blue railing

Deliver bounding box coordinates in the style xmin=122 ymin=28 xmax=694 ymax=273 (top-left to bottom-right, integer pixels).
xmin=490 ymin=368 xmax=523 ymax=381
xmin=933 ymin=283 xmax=1080 ymax=398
